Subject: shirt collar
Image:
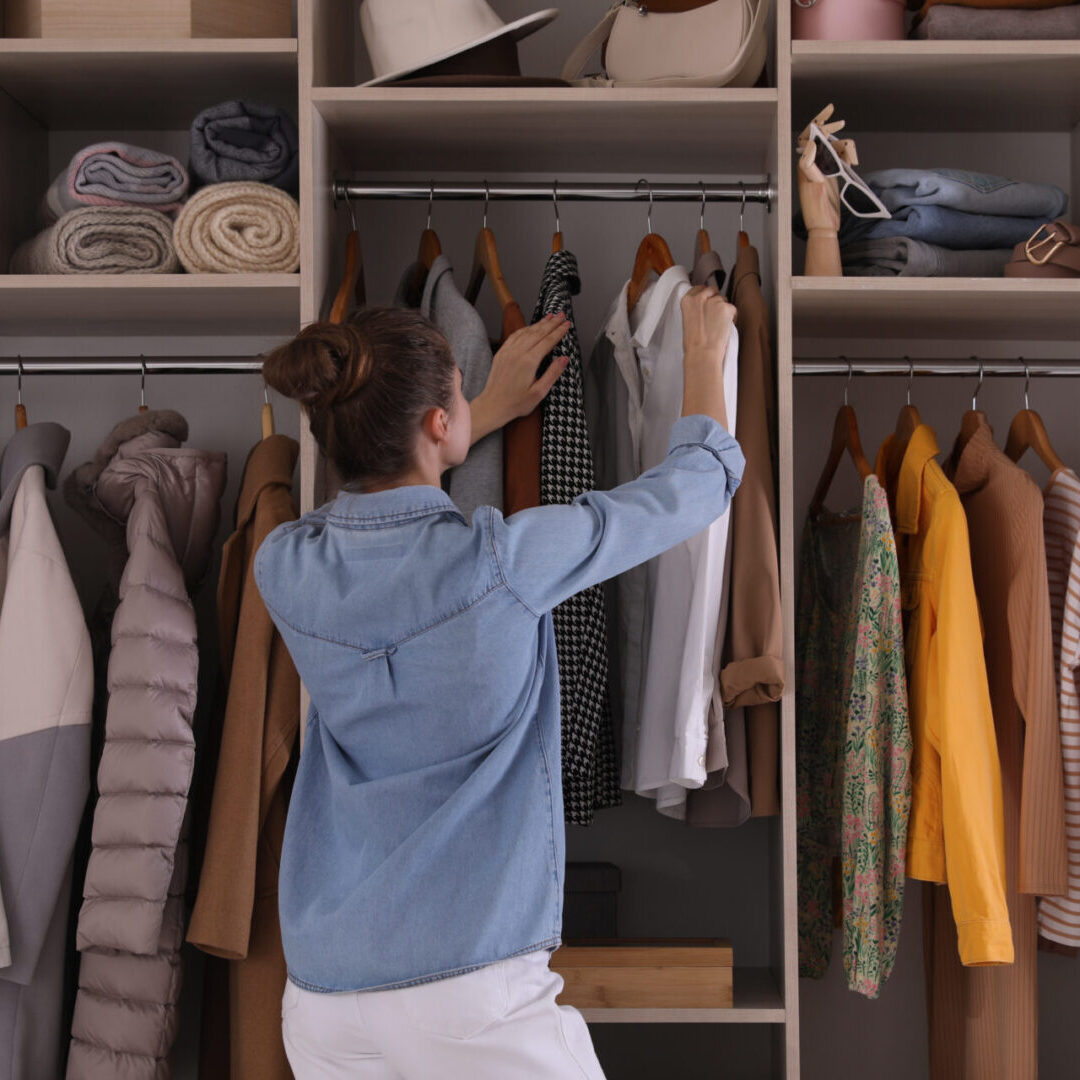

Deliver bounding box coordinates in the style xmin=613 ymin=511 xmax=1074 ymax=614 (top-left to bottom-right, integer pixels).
xmin=876 ymin=423 xmax=940 ymax=535
xmin=234 ymin=434 xmax=299 ymax=529
xmin=730 ymin=242 xmax=761 ymax=298
xmin=948 ymin=415 xmax=996 ymax=496
xmin=329 ymin=483 xmax=466 ymax=526
xmin=631 ymin=264 xmax=690 ymax=351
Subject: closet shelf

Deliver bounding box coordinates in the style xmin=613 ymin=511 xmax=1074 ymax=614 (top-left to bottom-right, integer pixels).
xmin=312 ymin=87 xmax=779 ymax=175
xmin=791 ymin=40 xmax=1080 ymax=131
xmin=579 ymin=968 xmax=784 ymax=1025
xmin=792 ymin=277 xmax=1080 ymax=342
xmin=0 ymin=39 xmax=298 ymax=128
xmin=0 ymin=274 xmax=300 ymax=338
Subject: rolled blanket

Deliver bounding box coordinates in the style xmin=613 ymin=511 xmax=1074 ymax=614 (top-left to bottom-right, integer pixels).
xmin=173 ymin=182 xmax=299 ymax=274
xmin=841 ymin=205 xmax=1052 ymax=250
xmin=189 ymin=101 xmax=299 ymax=192
xmin=914 ymin=4 xmax=1080 ymax=37
xmin=841 ymin=237 xmax=1011 ymax=277
xmin=865 ymin=168 xmax=1067 ymax=219
xmin=42 ymin=142 xmax=189 ymax=224
xmin=10 ymin=207 xmax=178 ymax=274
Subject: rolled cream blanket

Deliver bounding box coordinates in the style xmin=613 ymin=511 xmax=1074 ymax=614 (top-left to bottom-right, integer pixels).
xmin=10 ymin=207 xmax=178 ymax=274
xmin=173 ymin=182 xmax=299 ymax=274
xmin=189 ymin=100 xmax=299 ymax=193
xmin=42 ymin=141 xmax=189 ymax=224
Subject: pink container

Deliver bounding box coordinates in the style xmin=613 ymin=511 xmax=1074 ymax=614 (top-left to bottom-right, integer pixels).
xmin=792 ymin=0 xmax=906 ymax=40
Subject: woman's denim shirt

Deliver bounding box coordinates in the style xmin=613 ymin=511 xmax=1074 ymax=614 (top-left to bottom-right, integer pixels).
xmin=255 ymin=414 xmax=744 ymax=993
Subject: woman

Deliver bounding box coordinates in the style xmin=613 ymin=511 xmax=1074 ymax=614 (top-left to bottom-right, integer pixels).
xmin=256 ymin=288 xmax=743 ymax=1078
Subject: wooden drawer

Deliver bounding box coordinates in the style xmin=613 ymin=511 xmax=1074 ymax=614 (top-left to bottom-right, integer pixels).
xmin=550 ymin=938 xmax=733 ymax=1009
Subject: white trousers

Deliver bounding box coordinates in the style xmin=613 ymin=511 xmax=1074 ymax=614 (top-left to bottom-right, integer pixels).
xmin=282 ymin=949 xmax=607 ymax=1079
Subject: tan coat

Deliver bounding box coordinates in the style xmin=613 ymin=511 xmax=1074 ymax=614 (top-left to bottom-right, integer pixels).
xmin=687 ymin=243 xmax=784 ymax=825
xmin=187 ymin=435 xmax=300 ymax=1080
xmin=927 ymin=416 xmax=1067 ymax=1080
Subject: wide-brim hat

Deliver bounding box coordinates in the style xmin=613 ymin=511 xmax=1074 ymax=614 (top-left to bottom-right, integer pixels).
xmin=360 ymin=1 xmax=559 ymax=87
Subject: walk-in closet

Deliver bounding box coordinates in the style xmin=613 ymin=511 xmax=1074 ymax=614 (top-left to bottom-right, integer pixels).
xmin=3 ymin=1 xmax=1080 ymax=1078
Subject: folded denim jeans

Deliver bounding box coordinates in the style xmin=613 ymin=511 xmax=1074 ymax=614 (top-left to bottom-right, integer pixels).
xmin=841 ymin=237 xmax=1011 ymax=277
xmin=841 ymin=205 xmax=1051 ymax=250
xmin=865 ymin=169 xmax=1067 ymax=219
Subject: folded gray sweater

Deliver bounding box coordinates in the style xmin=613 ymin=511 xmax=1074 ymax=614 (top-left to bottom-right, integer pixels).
xmin=915 ymin=5 xmax=1080 ymax=38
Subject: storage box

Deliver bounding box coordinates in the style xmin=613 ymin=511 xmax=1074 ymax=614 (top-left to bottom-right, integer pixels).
xmin=550 ymin=939 xmax=734 ymax=1009
xmin=3 ymin=0 xmax=292 ymax=38
xmin=563 ymin=862 xmax=621 ymax=940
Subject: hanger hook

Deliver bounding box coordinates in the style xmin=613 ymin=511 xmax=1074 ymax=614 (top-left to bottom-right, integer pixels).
xmin=263 ymin=377 xmax=270 ymax=406
xmin=739 ymin=180 xmax=746 ymax=233
xmin=971 ymin=356 xmax=983 ymax=410
xmin=16 ymin=357 xmax=23 ymax=406
xmin=344 ymin=188 xmax=357 ymax=234
xmin=426 ymin=180 xmax=435 ymax=231
xmin=1022 ymin=357 xmax=1031 ymax=411
xmin=482 ymin=180 xmax=490 ymax=230
xmin=635 ymin=179 xmax=654 ymax=234
xmin=552 ymin=179 xmax=561 ymax=235
xmin=700 ymin=181 xmax=707 ymax=233
xmin=843 ymin=355 xmax=852 ymax=407
xmin=140 ymin=356 xmax=147 ymax=410
xmin=905 ymin=355 xmax=913 ymax=406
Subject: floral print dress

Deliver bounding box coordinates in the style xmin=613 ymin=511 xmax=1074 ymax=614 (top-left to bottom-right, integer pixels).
xmin=796 ymin=475 xmax=912 ymax=998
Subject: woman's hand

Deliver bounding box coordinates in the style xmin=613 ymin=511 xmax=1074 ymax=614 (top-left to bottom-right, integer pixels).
xmin=470 ymin=314 xmax=571 ymax=445
xmin=681 ymin=285 xmax=735 ymax=429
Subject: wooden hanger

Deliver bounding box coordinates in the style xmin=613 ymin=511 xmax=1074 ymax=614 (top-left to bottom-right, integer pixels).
xmin=884 ymin=358 xmax=922 ymax=479
xmin=329 ymin=192 xmax=366 ymax=325
xmin=808 ymin=361 xmax=873 ymax=518
xmin=261 ymin=381 xmax=275 ymax=441
xmin=407 ymin=182 xmax=444 ymax=298
xmin=465 ymin=182 xmax=516 ymax=310
xmin=694 ymin=182 xmax=711 ymax=264
xmin=627 ymin=181 xmax=675 ymax=315
xmin=737 ymin=181 xmax=750 ymax=249
xmin=955 ymin=360 xmax=987 ymax=453
xmin=1005 ymin=362 xmax=1065 ymax=472
xmin=552 ymin=180 xmax=564 ymax=253
xmin=14 ymin=359 xmax=26 ymax=430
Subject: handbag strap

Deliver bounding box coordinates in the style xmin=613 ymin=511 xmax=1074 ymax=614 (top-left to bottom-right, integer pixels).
xmin=1025 ymin=221 xmax=1080 ymax=273
xmin=561 ymin=0 xmax=771 ymax=87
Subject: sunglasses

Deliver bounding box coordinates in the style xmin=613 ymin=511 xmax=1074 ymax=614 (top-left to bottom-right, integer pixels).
xmin=800 ymin=122 xmax=891 ymax=220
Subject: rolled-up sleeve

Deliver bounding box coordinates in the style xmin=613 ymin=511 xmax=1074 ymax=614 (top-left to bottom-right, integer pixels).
xmin=489 ymin=414 xmax=744 ymax=616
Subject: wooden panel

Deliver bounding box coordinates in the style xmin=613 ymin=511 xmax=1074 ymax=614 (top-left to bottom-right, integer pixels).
xmin=307 ymin=0 xmax=355 ymax=89
xmin=0 ymin=274 xmax=300 ymax=338
xmin=793 ymin=277 xmax=1080 ymax=342
xmin=0 ymin=39 xmax=297 ymax=128
xmin=580 ymin=968 xmax=785 ymax=1025
xmin=314 ymin=88 xmax=779 ymax=176
xmin=793 ymin=41 xmax=1080 ymax=132
xmin=0 ymin=89 xmax=46 ymax=271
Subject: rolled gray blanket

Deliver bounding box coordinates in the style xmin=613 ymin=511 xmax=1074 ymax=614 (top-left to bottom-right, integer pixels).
xmin=10 ymin=207 xmax=179 ymax=274
xmin=841 ymin=237 xmax=1011 ymax=277
xmin=189 ymin=100 xmax=299 ymax=192
xmin=915 ymin=5 xmax=1080 ymax=38
xmin=173 ymin=182 xmax=299 ymax=273
xmin=42 ymin=142 xmax=189 ymax=224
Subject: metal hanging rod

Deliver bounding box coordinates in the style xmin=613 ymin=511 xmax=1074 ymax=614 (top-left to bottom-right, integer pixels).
xmin=332 ymin=178 xmax=775 ymax=211
xmin=0 ymin=360 xmax=264 ymax=376
xmin=795 ymin=359 xmax=1080 ymax=378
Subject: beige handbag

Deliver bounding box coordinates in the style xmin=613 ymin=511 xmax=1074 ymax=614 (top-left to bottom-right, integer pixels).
xmin=561 ymin=0 xmax=771 ymax=88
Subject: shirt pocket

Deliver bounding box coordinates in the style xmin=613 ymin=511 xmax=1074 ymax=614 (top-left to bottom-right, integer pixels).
xmin=399 ymin=962 xmax=510 ymax=1040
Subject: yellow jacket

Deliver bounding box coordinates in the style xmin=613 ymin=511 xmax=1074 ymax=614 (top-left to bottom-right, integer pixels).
xmin=876 ymin=425 xmax=1012 ymax=966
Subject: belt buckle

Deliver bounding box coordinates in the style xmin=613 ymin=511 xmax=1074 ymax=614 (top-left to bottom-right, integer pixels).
xmin=1026 ymin=223 xmax=1064 ymax=266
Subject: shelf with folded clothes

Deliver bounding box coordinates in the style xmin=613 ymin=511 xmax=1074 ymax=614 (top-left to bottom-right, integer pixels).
xmin=0 ymin=38 xmax=298 ymax=130
xmin=310 ymin=87 xmax=780 ymax=176
xmin=0 ymin=98 xmax=302 ymax=280
xmin=791 ymin=40 xmax=1080 ymax=132
xmin=791 ymin=276 xmax=1080 ymax=342
xmin=0 ymin=273 xmax=301 ymax=339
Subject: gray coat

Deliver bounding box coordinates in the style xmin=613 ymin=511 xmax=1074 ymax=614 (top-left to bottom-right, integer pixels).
xmin=65 ymin=411 xmax=225 ymax=1080
xmin=396 ymin=254 xmax=503 ymax=519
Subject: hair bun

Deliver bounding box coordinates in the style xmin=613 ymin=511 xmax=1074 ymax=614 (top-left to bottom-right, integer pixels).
xmin=262 ymin=322 xmax=372 ymax=410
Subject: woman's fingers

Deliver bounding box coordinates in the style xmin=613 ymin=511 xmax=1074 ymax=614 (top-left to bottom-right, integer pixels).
xmin=530 ymin=355 xmax=569 ymax=405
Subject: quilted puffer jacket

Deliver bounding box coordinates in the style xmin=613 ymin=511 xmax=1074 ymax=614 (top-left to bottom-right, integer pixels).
xmin=64 ymin=410 xmax=225 ymax=1080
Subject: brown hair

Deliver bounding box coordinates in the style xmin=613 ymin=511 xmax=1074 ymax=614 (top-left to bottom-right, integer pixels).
xmin=263 ymin=307 xmax=457 ymax=483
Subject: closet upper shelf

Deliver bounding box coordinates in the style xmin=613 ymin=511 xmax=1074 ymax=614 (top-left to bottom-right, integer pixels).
xmin=0 ymin=274 xmax=299 ymax=338
xmin=0 ymin=39 xmax=297 ymax=128
xmin=793 ymin=277 xmax=1080 ymax=341
xmin=312 ymin=88 xmax=779 ymax=174
xmin=792 ymin=41 xmax=1080 ymax=131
